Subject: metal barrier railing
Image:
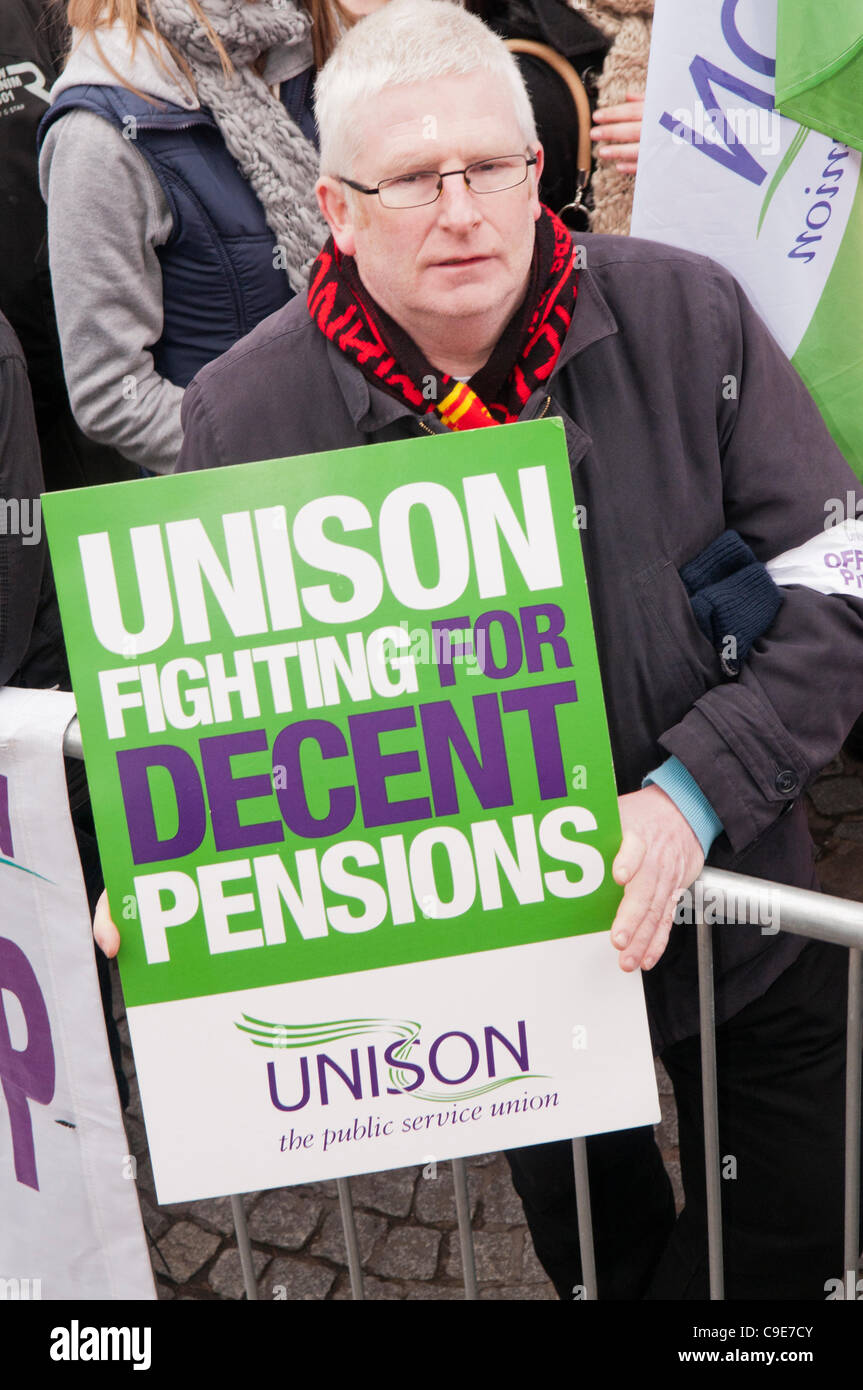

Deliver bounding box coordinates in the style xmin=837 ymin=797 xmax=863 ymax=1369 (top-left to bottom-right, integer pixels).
xmin=696 ymin=868 xmax=863 ymax=1301
xmin=63 ymin=720 xmax=863 ymax=1301
xmin=192 ymin=872 xmax=863 ymax=1302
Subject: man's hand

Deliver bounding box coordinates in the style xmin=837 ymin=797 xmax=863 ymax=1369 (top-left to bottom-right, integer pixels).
xmin=93 ymin=888 xmax=121 ymax=959
xmin=610 ymin=785 xmax=704 ymax=972
xmin=590 ymin=92 xmax=645 ymax=175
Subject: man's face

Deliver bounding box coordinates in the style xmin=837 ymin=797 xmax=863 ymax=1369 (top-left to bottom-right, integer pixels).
xmin=317 ymin=71 xmax=543 ymax=344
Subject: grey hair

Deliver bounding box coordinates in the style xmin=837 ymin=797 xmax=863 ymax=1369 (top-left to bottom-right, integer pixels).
xmin=314 ymin=0 xmax=538 ymax=177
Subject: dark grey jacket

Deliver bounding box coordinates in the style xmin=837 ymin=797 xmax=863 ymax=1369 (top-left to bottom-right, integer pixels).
xmin=175 ymin=232 xmax=863 ymax=1049
xmin=0 ymin=312 xmax=66 ymax=690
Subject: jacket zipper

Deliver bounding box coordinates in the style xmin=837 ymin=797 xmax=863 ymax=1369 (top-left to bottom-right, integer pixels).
xmin=133 ymin=114 xmax=215 ymax=133
xmin=135 ymin=121 xmax=205 ymax=131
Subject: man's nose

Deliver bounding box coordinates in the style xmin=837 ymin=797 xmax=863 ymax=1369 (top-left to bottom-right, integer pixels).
xmin=436 ymin=171 xmax=482 ymax=229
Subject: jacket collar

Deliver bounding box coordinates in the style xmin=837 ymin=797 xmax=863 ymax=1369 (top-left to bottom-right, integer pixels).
xmin=325 ymin=245 xmax=618 ymax=436
xmin=551 ymin=243 xmax=619 ymax=373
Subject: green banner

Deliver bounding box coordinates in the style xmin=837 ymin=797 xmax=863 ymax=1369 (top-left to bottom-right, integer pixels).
xmin=776 ymin=0 xmax=863 ymax=153
xmin=43 ymin=421 xmax=622 ymax=1011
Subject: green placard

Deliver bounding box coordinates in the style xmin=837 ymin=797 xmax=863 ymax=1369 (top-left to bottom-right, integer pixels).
xmin=43 ymin=420 xmax=621 ymax=1010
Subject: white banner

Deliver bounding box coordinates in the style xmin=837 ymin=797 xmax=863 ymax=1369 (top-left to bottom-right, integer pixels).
xmin=0 ymin=688 xmax=154 ymax=1300
xmin=130 ymin=934 xmax=658 ymax=1204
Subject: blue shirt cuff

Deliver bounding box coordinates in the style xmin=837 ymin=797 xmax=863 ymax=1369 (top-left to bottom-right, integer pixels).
xmin=642 ymin=756 xmax=724 ymax=857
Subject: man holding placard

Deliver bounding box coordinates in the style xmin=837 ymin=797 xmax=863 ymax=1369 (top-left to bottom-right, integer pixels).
xmin=94 ymin=0 xmax=863 ymax=1300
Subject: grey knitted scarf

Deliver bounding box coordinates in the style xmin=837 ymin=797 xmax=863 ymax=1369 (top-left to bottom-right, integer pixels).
xmin=148 ymin=0 xmax=328 ymax=292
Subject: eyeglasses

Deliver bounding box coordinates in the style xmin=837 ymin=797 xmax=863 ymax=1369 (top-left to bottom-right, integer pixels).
xmin=339 ymin=153 xmax=538 ymax=209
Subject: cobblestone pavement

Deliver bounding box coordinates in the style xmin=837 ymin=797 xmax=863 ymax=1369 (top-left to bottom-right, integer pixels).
xmin=113 ymin=746 xmax=863 ymax=1301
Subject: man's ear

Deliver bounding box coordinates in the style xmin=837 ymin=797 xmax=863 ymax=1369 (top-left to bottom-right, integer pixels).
xmin=530 ymin=142 xmax=545 ymax=219
xmin=316 ymin=175 xmax=358 ymax=255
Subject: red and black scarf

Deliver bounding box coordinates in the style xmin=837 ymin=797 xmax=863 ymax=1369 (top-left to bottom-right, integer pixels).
xmin=307 ymin=205 xmax=578 ymax=429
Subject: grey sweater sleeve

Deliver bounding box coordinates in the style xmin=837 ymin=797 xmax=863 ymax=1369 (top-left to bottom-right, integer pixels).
xmin=39 ymin=109 xmax=184 ymax=475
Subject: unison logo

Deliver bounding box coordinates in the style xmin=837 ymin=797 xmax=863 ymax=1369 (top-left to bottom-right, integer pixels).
xmin=240 ymin=1015 xmax=545 ymax=1111
xmin=49 ymin=1321 xmax=151 ymax=1370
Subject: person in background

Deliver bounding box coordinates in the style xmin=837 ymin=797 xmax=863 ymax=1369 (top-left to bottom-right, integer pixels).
xmin=582 ymin=0 xmax=653 ymax=234
xmin=0 ymin=313 xmax=64 ymax=693
xmin=0 ymin=310 xmax=128 ymax=1106
xmin=465 ymin=0 xmax=609 ymax=217
xmin=465 ymin=0 xmax=651 ymax=230
xmin=37 ymin=0 xmax=345 ymax=476
xmin=0 ymin=0 xmax=136 ymax=487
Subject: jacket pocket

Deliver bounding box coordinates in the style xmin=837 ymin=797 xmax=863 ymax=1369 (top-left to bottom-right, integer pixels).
xmin=636 ymin=556 xmax=722 ymax=709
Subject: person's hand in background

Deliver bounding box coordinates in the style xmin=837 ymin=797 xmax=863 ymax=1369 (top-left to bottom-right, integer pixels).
xmin=590 ymin=91 xmax=645 ymax=174
xmin=93 ymin=887 xmax=121 ymax=958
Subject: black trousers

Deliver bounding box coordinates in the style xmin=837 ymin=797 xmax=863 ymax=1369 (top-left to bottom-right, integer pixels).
xmin=506 ymin=939 xmax=862 ymax=1300
xmin=72 ymin=797 xmax=129 ymax=1111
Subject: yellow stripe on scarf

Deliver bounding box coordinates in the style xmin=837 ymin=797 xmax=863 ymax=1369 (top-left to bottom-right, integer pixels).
xmin=438 ymin=381 xmax=495 ymax=429
xmin=438 ymin=382 xmax=467 ymax=423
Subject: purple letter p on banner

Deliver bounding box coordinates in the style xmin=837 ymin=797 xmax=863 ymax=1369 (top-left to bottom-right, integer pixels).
xmin=0 ymin=774 xmax=13 ymax=858
xmin=0 ymin=937 xmax=55 ymax=1190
